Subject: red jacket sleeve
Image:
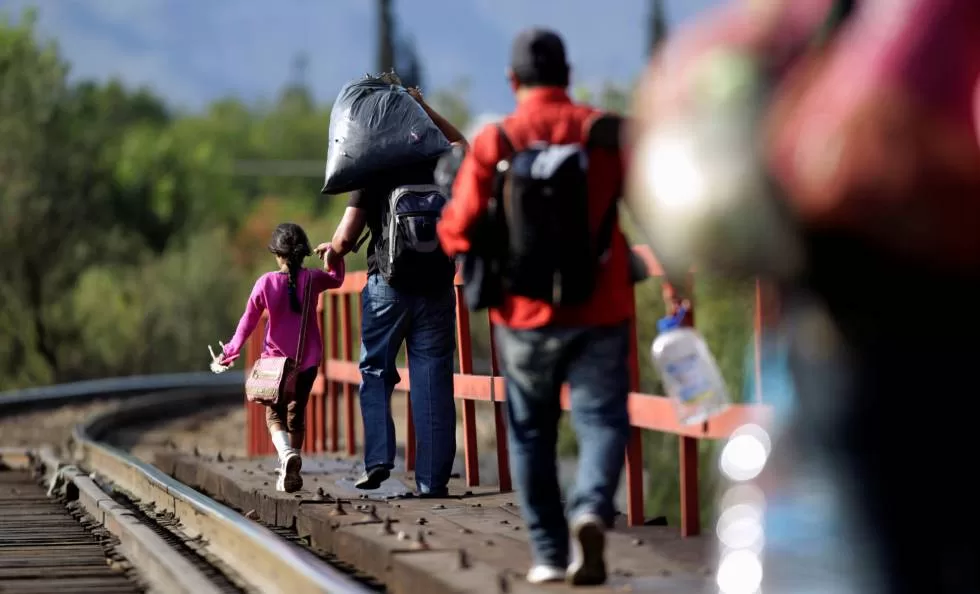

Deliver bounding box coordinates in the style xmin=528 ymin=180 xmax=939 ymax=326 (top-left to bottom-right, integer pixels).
xmin=437 ymin=124 xmax=502 ymax=257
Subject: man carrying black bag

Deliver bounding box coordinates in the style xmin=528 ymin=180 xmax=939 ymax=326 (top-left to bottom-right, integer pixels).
xmin=437 ymin=29 xmax=633 ymax=587
xmin=316 ymin=84 xmax=467 ymax=498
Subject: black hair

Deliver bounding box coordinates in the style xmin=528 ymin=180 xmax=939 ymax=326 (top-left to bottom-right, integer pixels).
xmin=513 ymin=67 xmax=569 ymax=89
xmin=268 ymin=223 xmax=312 ymax=314
xmin=510 ymin=29 xmax=570 ymax=88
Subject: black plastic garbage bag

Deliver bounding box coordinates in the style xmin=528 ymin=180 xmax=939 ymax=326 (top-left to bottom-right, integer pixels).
xmin=321 ymin=75 xmax=452 ymax=195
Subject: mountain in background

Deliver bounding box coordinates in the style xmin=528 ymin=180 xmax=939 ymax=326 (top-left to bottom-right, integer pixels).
xmin=0 ymin=0 xmax=720 ymax=113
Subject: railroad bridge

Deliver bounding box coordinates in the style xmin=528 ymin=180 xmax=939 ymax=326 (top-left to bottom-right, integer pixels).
xmin=0 ymin=243 xmax=776 ymax=594
xmin=233 ymin=244 xmax=772 ymax=592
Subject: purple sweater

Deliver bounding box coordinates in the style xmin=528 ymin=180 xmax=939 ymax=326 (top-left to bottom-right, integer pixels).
xmin=223 ymin=264 xmax=345 ymax=372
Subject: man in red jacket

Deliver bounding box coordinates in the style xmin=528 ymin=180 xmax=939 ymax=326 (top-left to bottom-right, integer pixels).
xmin=438 ymin=29 xmax=633 ymax=586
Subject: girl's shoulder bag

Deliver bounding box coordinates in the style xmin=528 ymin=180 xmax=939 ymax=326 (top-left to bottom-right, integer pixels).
xmin=244 ymin=272 xmax=314 ymax=406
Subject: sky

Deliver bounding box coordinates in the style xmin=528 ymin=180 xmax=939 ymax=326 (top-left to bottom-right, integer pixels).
xmin=0 ymin=0 xmax=722 ymax=114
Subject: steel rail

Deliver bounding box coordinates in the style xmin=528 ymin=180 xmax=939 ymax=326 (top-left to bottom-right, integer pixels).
xmin=3 ymin=374 xmax=372 ymax=594
xmin=0 ymin=371 xmax=244 ymax=412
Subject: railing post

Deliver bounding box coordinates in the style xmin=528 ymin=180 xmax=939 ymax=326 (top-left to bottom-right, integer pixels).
xmin=308 ymin=294 xmax=326 ymax=454
xmin=625 ymin=297 xmax=646 ymax=527
xmin=754 ymin=279 xmax=766 ymax=407
xmin=244 ymin=319 xmax=256 ymax=456
xmin=488 ymin=313 xmax=511 ymax=492
xmin=341 ymin=293 xmax=357 ymax=456
xmin=753 ymin=278 xmax=780 ymax=403
xmin=679 ymin=433 xmax=701 ymax=537
xmin=454 ymin=285 xmax=480 ymax=486
xmin=328 ymin=293 xmax=340 ymax=453
xmin=266 ymin=317 xmax=275 ymax=457
xmin=245 ymin=316 xmax=268 ymax=457
xmin=672 ymin=277 xmax=701 ymax=537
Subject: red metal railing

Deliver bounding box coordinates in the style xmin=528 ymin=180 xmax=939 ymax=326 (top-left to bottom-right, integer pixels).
xmin=245 ymin=245 xmax=771 ymax=537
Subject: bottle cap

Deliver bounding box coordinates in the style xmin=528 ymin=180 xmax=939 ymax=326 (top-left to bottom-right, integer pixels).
xmin=656 ymin=306 xmax=688 ymax=334
xmin=656 ymin=316 xmax=678 ymax=333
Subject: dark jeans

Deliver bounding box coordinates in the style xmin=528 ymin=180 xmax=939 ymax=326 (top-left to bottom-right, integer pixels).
xmin=358 ymin=274 xmax=457 ymax=493
xmin=787 ymin=319 xmax=980 ymax=594
xmin=790 ymin=236 xmax=980 ymax=593
xmin=494 ymin=322 xmax=631 ymax=568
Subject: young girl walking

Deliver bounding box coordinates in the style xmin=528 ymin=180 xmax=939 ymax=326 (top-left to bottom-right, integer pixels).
xmin=215 ymin=223 xmax=345 ymax=493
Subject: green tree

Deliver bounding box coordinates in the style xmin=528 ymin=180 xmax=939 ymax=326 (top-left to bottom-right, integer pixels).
xmin=69 ymin=229 xmax=247 ymax=377
xmin=0 ymin=8 xmax=247 ymax=387
xmin=0 ymin=8 xmax=116 ymax=385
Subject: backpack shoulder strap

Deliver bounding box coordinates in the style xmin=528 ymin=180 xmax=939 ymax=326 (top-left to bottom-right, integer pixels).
xmin=352 ymin=231 xmax=370 ymax=253
xmin=595 ymin=195 xmax=621 ymax=260
xmin=495 ymin=123 xmax=516 ymax=155
xmin=585 ymin=112 xmax=624 ymax=150
xmin=490 ymin=124 xmax=516 ymax=209
xmin=294 ymin=270 xmax=315 ymax=365
xmin=585 ymin=112 xmax=626 ymax=259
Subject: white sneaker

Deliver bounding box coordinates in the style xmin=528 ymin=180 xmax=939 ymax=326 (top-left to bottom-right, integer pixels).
xmin=277 ymin=450 xmax=303 ymax=493
xmin=526 ymin=565 xmax=566 ymax=584
xmin=567 ymin=512 xmax=607 ymax=585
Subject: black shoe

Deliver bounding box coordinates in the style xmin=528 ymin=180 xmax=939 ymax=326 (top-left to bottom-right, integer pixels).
xmin=567 ymin=513 xmax=607 ymax=586
xmin=416 ymin=487 xmax=450 ymax=499
xmin=354 ymin=465 xmax=391 ymax=490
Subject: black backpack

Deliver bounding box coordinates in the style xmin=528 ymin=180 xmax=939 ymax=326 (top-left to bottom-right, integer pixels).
xmin=376 ymin=184 xmax=455 ymax=290
xmin=462 ymin=114 xmax=623 ymax=310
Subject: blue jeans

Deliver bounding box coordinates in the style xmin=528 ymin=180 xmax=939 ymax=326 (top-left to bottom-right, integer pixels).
xmin=359 ymin=274 xmax=457 ymax=493
xmin=494 ymin=322 xmax=630 ymax=568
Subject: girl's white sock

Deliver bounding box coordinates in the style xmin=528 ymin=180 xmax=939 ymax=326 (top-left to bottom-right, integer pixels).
xmin=270 ymin=430 xmax=292 ymax=460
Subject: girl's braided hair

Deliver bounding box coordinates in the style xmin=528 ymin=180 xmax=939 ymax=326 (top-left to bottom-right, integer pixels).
xmin=268 ymin=223 xmax=313 ymax=314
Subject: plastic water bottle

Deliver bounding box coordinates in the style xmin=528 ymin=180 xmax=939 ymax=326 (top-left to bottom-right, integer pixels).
xmin=651 ymin=308 xmax=730 ymax=425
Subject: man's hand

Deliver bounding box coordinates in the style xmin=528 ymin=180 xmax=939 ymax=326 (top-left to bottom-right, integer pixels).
xmin=314 ymin=241 xmax=344 ymax=272
xmin=323 ymin=247 xmax=344 ymax=274
xmin=407 ymin=86 xmax=424 ymax=104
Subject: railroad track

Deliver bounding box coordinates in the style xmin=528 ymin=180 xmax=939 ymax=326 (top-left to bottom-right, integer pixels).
xmin=0 ymin=460 xmax=143 ymax=594
xmin=0 ymin=375 xmax=377 ymax=594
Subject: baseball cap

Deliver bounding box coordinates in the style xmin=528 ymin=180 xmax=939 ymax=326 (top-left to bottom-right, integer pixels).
xmin=509 ymin=28 xmax=570 ymax=87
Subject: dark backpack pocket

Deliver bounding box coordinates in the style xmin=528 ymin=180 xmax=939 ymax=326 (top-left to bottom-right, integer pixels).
xmin=379 ymin=184 xmax=455 ymax=290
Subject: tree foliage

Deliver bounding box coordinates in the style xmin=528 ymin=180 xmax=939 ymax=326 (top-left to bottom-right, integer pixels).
xmin=0 ymin=9 xmax=330 ymax=387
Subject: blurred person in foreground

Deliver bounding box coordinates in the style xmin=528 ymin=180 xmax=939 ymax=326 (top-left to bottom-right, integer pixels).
xmin=629 ymin=0 xmax=980 ymax=592
xmin=438 ymin=29 xmax=632 ymax=586
xmin=316 ymin=83 xmax=467 ymax=497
